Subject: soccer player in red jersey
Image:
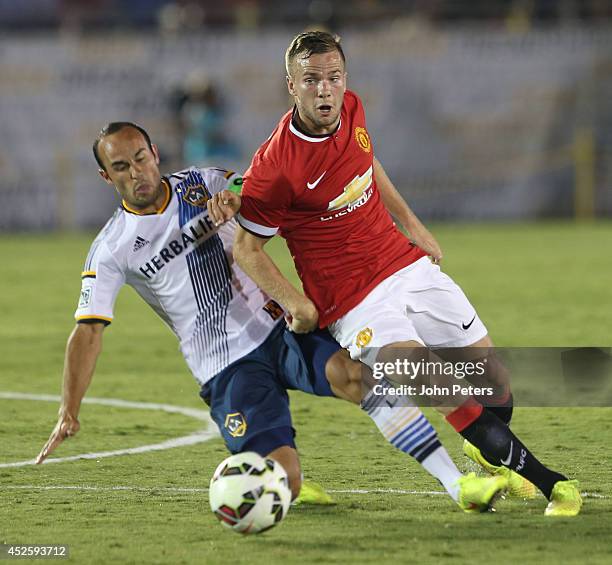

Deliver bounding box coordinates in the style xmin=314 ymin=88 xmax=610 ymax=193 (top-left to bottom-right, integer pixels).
xmin=221 ymin=31 xmax=580 ymax=516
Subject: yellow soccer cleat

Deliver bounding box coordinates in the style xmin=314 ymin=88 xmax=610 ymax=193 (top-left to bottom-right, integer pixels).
xmin=456 ymin=472 xmax=508 ymax=513
xmin=545 ymin=480 xmax=582 ymax=517
xmin=293 ymin=480 xmax=335 ymax=506
xmin=463 ymin=440 xmax=537 ymax=500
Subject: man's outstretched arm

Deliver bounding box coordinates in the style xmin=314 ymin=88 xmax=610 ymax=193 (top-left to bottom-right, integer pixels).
xmin=233 ymin=226 xmax=318 ymax=333
xmin=374 ymin=156 xmax=443 ymax=263
xmin=36 ymin=322 xmax=105 ymax=463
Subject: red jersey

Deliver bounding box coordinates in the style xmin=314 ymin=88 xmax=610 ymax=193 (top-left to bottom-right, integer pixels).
xmin=238 ymin=90 xmax=426 ymax=327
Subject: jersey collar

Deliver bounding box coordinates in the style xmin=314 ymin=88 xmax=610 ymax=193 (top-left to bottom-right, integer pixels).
xmin=289 ymin=108 xmax=341 ymax=143
xmin=121 ymin=179 xmax=171 ymax=216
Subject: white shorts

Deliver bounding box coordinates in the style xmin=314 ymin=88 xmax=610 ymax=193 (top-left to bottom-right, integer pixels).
xmin=328 ymin=257 xmax=488 ymax=368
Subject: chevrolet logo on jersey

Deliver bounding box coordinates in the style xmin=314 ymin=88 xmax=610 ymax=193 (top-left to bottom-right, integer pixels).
xmin=181 ymin=182 xmax=211 ymax=208
xmin=225 ymin=412 xmax=247 ymax=438
xmin=326 ymin=166 xmax=373 ymax=213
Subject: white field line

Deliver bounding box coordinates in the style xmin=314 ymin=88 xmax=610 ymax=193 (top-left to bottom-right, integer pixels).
xmin=0 ymin=392 xmax=218 ymax=468
xmin=1 ymin=393 xmax=608 ymax=501
xmin=0 ymin=485 xmax=607 ymax=499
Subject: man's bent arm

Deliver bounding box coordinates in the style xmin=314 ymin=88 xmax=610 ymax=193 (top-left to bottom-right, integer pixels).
xmin=36 ymin=322 xmax=105 ymax=463
xmin=233 ymin=226 xmax=318 ymax=333
xmin=374 ymin=157 xmax=442 ymax=262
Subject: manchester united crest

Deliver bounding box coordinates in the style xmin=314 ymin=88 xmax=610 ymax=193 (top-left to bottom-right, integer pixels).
xmin=181 ymin=182 xmax=211 ymax=208
xmin=224 ymin=412 xmax=247 ymax=438
xmin=356 ymin=327 xmax=373 ymax=348
xmin=354 ymin=127 xmax=371 ymax=153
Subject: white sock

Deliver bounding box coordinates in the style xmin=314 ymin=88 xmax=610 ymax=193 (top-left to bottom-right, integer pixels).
xmin=364 ymin=398 xmax=462 ymax=501
xmin=420 ymin=445 xmax=462 ymax=501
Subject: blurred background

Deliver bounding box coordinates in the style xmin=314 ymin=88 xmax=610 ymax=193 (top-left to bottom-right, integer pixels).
xmin=1 ymin=0 xmax=612 ymax=229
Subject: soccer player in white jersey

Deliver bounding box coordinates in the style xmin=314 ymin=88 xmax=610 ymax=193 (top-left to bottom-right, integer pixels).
xmin=37 ymin=122 xmax=507 ymax=512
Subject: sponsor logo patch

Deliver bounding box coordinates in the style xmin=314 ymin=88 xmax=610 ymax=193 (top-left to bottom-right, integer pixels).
xmin=354 ymin=126 xmax=371 ymax=153
xmin=78 ymin=287 xmax=92 ymax=308
xmin=224 ymin=412 xmax=247 ymax=438
xmin=356 ymin=327 xmax=373 ymax=348
xmin=263 ymin=300 xmax=284 ymax=321
xmin=322 ymin=166 xmax=373 ymax=221
xmin=227 ymin=176 xmax=243 ymax=194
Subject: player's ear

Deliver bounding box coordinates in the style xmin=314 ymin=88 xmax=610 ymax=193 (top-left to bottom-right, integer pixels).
xmin=98 ymin=168 xmax=112 ymax=185
xmin=286 ymin=75 xmax=296 ymax=96
xmin=151 ymin=144 xmax=160 ymax=165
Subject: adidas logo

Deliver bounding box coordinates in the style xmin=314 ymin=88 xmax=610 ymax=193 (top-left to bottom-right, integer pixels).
xmin=133 ymin=236 xmax=150 ymax=252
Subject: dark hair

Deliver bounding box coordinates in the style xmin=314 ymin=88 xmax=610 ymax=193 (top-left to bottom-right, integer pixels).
xmin=285 ymin=31 xmax=345 ymax=77
xmin=92 ymin=122 xmax=153 ymax=171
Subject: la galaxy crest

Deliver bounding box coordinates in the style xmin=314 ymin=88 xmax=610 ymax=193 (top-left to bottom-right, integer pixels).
xmin=178 ymin=175 xmax=211 ymax=208
xmin=224 ymin=412 xmax=247 ymax=438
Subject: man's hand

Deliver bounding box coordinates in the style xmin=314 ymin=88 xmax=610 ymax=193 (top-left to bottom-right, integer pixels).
xmin=35 ymin=411 xmax=80 ymax=464
xmin=207 ymin=190 xmax=242 ymax=226
xmin=285 ymin=296 xmax=319 ymax=334
xmin=410 ymin=225 xmax=443 ymax=264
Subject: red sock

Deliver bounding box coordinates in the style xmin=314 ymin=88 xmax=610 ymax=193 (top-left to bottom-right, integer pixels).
xmin=446 ymin=397 xmax=483 ymax=432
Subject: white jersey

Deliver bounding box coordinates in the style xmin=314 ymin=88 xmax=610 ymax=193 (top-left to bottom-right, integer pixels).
xmin=75 ymin=166 xmax=283 ymax=385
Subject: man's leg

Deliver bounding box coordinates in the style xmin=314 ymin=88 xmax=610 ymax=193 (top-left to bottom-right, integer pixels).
xmin=324 ymin=349 xmax=504 ymax=509
xmin=200 ymin=336 xmax=305 ymax=501
xmin=378 ymin=340 xmax=581 ymax=515
xmin=388 ymin=257 xmax=581 ymax=515
xmin=321 ymin=282 xmax=508 ymax=514
xmin=446 ymin=396 xmax=581 ymax=515
xmin=247 ymin=443 xmax=301 ymax=500
xmin=436 ymin=335 xmax=514 ymax=424
xmin=436 ymin=335 xmax=535 ymax=498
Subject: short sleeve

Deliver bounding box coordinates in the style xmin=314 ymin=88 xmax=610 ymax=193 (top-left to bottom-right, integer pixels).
xmin=199 ymin=167 xmax=243 ymax=196
xmin=237 ymin=160 xmax=291 ymax=238
xmin=75 ymin=240 xmax=125 ymax=325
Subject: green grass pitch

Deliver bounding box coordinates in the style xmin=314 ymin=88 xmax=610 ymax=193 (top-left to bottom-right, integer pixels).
xmin=1 ymin=221 xmax=611 ymax=564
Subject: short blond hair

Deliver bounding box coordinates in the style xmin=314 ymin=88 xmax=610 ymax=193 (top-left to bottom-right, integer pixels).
xmin=285 ymin=31 xmax=345 ymax=77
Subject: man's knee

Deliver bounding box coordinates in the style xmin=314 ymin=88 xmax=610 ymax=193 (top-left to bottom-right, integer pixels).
xmin=482 ymin=354 xmax=511 ymax=388
xmin=325 ymin=349 xmax=363 ymax=404
xmin=453 ymin=336 xmax=510 ymax=389
xmin=378 ymin=340 xmax=427 ymax=363
xmin=377 ymin=340 xmax=429 ymax=385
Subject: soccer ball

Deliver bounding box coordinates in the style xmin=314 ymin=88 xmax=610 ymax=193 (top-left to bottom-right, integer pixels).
xmin=209 ymin=452 xmax=292 ymax=534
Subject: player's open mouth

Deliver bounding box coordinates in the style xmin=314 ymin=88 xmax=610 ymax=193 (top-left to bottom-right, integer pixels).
xmin=317 ymin=105 xmax=332 ymax=115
